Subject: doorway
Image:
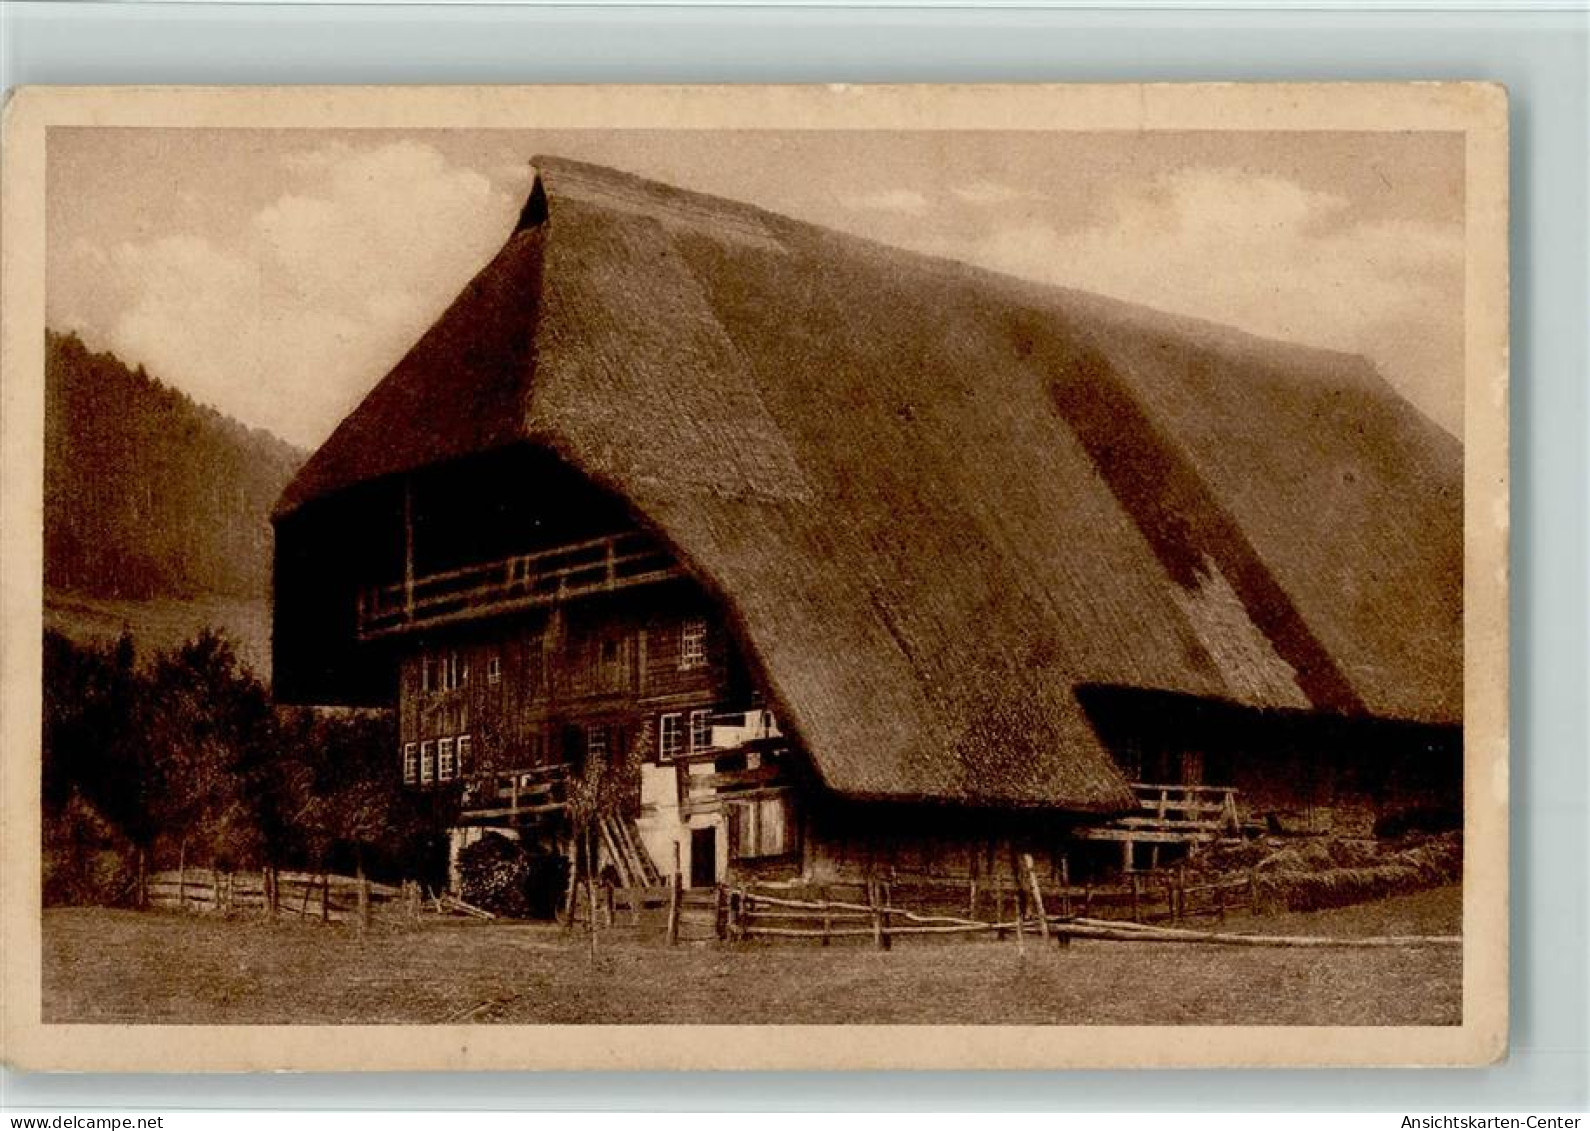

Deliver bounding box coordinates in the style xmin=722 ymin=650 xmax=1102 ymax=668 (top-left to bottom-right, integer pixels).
xmin=690 ymin=826 xmax=716 ymax=888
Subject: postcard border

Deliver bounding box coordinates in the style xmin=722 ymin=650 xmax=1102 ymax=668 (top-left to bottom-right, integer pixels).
xmin=0 ymin=81 xmax=1508 ymax=1072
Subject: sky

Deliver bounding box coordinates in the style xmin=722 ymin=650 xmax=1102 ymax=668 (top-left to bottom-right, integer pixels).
xmin=47 ymin=128 xmax=1464 ymax=450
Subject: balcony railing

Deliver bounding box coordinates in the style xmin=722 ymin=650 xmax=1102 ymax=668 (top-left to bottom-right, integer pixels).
xmin=357 ymin=531 xmax=684 ymax=638
xmin=459 ymin=762 xmax=572 ymax=822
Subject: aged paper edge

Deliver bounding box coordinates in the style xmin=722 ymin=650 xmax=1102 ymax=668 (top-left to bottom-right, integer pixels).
xmin=0 ymin=82 xmax=1509 ymax=1072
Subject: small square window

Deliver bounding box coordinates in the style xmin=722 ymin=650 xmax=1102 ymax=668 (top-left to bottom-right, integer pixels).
xmin=486 ymin=655 xmax=501 ymax=686
xmin=679 ymin=620 xmax=707 ymax=670
xmin=420 ymin=741 xmax=435 ymax=784
xmin=402 ymin=743 xmax=418 ymax=784
xmin=438 ymin=737 xmax=455 ymax=781
xmin=586 ymin=725 xmax=609 ymax=762
xmin=689 ymin=709 xmax=712 ymax=753
xmin=659 ymin=713 xmax=684 ymax=760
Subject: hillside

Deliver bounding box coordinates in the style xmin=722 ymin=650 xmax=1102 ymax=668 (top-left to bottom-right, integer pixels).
xmin=45 ymin=331 xmax=305 ymax=601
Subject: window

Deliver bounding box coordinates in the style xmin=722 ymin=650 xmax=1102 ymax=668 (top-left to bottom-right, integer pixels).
xmin=456 ymin=734 xmax=473 ymax=776
xmin=424 ymin=651 xmax=469 ymax=692
xmin=586 ymin=725 xmax=608 ymax=762
xmin=402 ymin=742 xmax=418 ymax=784
xmin=659 ymin=713 xmax=684 ymax=760
xmin=730 ymin=797 xmax=793 ymax=860
xmin=438 ymin=737 xmax=456 ymax=781
xmin=679 ymin=619 xmax=707 ymax=670
xmin=486 ymin=654 xmax=501 ymax=687
xmin=689 ymin=709 xmax=712 ymax=754
xmin=420 ymin=741 xmax=436 ymax=784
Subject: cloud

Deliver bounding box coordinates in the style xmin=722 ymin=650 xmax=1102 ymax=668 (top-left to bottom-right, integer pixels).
xmin=919 ymin=168 xmax=1463 ymax=433
xmin=950 ymin=181 xmax=1050 ymax=207
xmin=837 ymin=188 xmax=931 ymax=217
xmin=53 ymin=141 xmax=519 ymax=448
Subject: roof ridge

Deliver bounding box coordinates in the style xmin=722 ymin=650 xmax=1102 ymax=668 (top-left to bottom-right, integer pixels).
xmin=527 ymin=153 xmax=1386 ymax=390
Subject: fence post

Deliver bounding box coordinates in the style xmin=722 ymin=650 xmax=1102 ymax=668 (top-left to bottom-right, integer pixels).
xmin=1013 ymin=878 xmax=1026 ymax=955
xmin=1249 ymin=866 xmax=1260 ymax=915
xmin=881 ymin=874 xmax=893 ymax=952
xmin=821 ymin=886 xmax=832 ymax=947
xmin=1022 ymin=853 xmax=1050 ymax=942
xmin=356 ymin=850 xmax=372 ymax=931
xmin=1059 ymin=854 xmax=1073 ymax=919
xmin=1130 ymin=872 xmax=1141 ymax=923
xmin=869 ymin=878 xmax=885 ymax=951
xmin=176 ymin=841 xmax=187 ymax=914
xmin=666 ymin=872 xmax=681 ymax=947
xmin=714 ymin=883 xmax=727 ymax=941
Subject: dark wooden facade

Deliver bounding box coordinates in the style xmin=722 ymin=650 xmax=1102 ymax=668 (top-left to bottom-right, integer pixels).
xmin=355 ymin=448 xmax=1458 ymax=890
xmin=393 ymin=580 xmax=743 ymax=785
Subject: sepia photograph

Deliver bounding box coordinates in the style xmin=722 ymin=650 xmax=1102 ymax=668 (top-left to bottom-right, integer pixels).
xmin=0 ymin=84 xmax=1508 ymax=1070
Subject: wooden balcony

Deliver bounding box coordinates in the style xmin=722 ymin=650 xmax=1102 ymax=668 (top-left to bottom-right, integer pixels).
xmin=357 ymin=532 xmax=684 ymax=639
xmin=459 ymin=762 xmax=573 ymax=823
xmin=1077 ymin=782 xmax=1248 ymax=872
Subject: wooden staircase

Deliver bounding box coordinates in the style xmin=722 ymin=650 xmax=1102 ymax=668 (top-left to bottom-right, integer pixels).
xmin=598 ymin=813 xmax=663 ymax=888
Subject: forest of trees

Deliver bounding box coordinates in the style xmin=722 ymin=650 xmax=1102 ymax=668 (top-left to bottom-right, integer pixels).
xmin=44 ymin=331 xmax=305 ymax=600
xmin=42 ymin=628 xmax=453 ymax=907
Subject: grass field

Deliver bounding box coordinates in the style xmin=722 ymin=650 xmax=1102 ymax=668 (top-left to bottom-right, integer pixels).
xmin=42 ymin=885 xmax=1461 ymax=1026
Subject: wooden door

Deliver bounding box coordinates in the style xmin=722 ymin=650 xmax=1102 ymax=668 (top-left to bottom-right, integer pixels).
xmin=690 ymin=826 xmax=716 ymax=888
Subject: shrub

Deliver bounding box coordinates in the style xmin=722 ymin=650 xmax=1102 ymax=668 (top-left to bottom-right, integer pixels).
xmin=455 ymin=833 xmax=569 ymax=920
xmin=43 ymin=794 xmax=139 ymax=907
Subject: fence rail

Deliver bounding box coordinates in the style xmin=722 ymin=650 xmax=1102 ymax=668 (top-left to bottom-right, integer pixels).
xmin=718 ymin=857 xmax=1271 ymax=949
xmin=146 ymin=869 xmax=422 ymax=923
xmin=718 ymin=864 xmax=1458 ymax=950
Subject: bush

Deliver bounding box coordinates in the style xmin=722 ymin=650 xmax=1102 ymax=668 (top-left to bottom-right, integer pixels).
xmin=43 ymin=794 xmax=139 ymax=907
xmin=455 ymin=833 xmax=570 ymax=919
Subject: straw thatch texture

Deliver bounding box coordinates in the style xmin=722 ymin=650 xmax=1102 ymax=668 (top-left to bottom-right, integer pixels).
xmin=276 ymin=157 xmax=1462 ymax=811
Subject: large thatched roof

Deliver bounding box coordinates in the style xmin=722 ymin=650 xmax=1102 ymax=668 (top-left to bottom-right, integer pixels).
xmin=275 ymin=156 xmax=1462 ymax=812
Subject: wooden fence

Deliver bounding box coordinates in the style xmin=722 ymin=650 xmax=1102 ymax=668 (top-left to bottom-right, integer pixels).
xmin=715 ymin=854 xmax=1412 ymax=950
xmin=719 ymin=866 xmax=1459 ymax=951
xmin=146 ymin=868 xmax=414 ymax=923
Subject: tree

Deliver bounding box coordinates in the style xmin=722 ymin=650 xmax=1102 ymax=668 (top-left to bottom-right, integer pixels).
xmin=562 ymin=721 xmax=648 ymax=930
xmin=144 ymin=630 xmax=276 ymax=874
xmin=42 ymin=630 xmax=154 ymax=903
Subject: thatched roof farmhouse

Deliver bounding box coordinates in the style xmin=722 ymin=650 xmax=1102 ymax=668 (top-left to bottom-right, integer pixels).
xmin=274 ymin=157 xmax=1462 ymax=834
